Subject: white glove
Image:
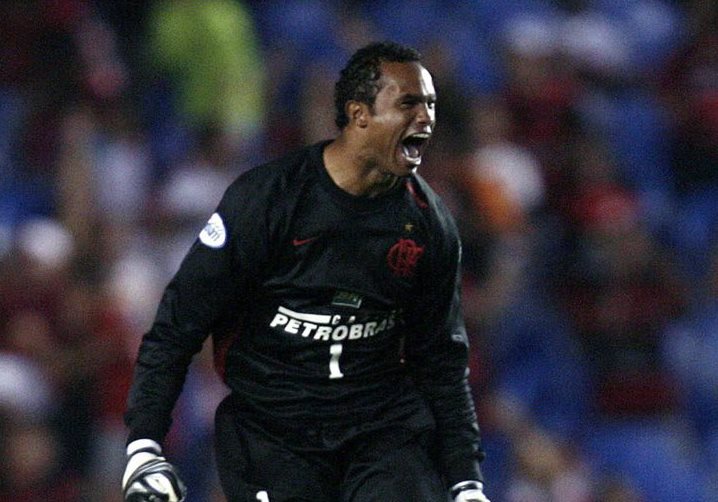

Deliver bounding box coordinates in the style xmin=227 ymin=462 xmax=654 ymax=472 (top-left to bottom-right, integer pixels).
xmin=451 ymin=481 xmax=491 ymax=502
xmin=122 ymin=439 xmax=187 ymax=502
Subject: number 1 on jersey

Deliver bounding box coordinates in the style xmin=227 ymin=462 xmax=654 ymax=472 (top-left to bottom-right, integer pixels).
xmin=329 ymin=343 xmax=344 ymax=379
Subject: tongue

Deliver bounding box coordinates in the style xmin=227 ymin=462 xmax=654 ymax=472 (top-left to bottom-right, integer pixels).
xmin=403 ymin=143 xmax=420 ymax=159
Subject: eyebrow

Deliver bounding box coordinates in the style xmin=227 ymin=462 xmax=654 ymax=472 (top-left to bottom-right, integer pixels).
xmin=400 ymin=93 xmax=437 ymax=102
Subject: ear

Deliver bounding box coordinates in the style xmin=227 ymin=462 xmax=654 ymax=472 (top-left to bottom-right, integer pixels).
xmin=346 ymin=101 xmax=369 ymax=128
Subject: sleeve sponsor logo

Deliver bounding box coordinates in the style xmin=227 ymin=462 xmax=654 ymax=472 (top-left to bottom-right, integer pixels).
xmin=199 ymin=212 xmax=227 ymax=248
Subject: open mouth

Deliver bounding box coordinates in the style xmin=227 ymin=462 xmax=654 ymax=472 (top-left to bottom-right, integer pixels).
xmin=400 ymin=132 xmax=431 ymax=165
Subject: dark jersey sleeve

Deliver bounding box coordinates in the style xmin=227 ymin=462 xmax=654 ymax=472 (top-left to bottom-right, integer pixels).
xmin=124 ymin=178 xmax=266 ymax=444
xmin=404 ymin=192 xmax=485 ymax=487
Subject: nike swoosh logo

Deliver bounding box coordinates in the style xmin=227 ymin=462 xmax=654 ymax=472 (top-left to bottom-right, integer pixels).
xmin=292 ymin=236 xmax=317 ymax=246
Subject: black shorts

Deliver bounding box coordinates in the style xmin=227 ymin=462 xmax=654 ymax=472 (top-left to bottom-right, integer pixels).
xmin=214 ymin=395 xmax=447 ymax=501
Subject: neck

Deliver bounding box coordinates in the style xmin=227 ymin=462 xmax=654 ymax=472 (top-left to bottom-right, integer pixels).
xmin=323 ymin=137 xmax=400 ymax=197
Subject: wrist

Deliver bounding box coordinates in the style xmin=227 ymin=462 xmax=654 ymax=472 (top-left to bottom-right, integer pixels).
xmin=127 ymin=438 xmax=162 ymax=457
xmin=450 ymin=480 xmax=484 ymax=499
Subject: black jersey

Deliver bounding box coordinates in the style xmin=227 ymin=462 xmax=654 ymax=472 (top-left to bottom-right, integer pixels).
xmin=125 ymin=141 xmax=484 ymax=485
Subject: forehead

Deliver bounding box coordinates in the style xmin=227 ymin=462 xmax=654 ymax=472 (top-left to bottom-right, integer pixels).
xmin=377 ymin=61 xmax=435 ymax=98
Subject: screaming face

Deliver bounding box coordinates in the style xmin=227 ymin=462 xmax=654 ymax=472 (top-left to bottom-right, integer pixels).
xmin=362 ymin=62 xmax=436 ymax=177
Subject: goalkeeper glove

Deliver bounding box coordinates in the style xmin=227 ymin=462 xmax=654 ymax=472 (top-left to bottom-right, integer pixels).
xmin=122 ymin=439 xmax=187 ymax=502
xmin=451 ymin=481 xmax=491 ymax=502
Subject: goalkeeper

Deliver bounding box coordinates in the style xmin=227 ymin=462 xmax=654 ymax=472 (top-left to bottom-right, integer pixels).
xmin=123 ymin=41 xmax=490 ymax=502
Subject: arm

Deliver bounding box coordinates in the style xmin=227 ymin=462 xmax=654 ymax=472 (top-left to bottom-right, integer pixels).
xmin=124 ymin=174 xmax=268 ymax=442
xmin=404 ymin=223 xmax=487 ymax=491
xmin=124 ymin=209 xmax=241 ymax=443
xmin=122 ymin=179 xmax=264 ymax=500
xmin=121 ymin=217 xmax=239 ymax=501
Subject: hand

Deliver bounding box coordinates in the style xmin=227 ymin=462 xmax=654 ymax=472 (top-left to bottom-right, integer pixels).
xmin=122 ymin=439 xmax=187 ymax=502
xmin=452 ymin=481 xmax=491 ymax=502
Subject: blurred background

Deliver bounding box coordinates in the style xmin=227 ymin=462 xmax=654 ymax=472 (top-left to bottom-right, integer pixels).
xmin=0 ymin=0 xmax=717 ymax=500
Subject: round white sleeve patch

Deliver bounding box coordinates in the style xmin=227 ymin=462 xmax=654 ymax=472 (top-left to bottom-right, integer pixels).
xmin=199 ymin=213 xmax=227 ymax=248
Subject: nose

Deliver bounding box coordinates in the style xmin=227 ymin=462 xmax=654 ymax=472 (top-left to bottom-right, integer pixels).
xmin=416 ymin=103 xmax=434 ymax=128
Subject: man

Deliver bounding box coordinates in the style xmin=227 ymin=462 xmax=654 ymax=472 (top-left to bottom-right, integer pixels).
xmin=122 ymin=41 xmax=490 ymax=502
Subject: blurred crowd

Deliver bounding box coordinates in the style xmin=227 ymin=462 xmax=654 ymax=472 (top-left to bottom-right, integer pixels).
xmin=0 ymin=0 xmax=717 ymax=501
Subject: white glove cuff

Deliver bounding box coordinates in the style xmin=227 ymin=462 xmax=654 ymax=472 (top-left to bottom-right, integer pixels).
xmin=450 ymin=480 xmax=484 ymax=498
xmin=127 ymin=438 xmax=162 ymax=457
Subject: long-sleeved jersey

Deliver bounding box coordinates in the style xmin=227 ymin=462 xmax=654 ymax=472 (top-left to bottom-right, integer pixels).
xmin=125 ymin=141 xmax=484 ymax=486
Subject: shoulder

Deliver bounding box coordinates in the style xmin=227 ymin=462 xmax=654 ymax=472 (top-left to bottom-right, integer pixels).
xmin=221 ymin=143 xmax=322 ymax=209
xmin=408 ymin=174 xmax=460 ymax=241
xmin=232 ymin=144 xmax=317 ymax=192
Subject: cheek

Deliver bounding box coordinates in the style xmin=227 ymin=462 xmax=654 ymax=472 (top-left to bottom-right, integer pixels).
xmin=368 ymin=112 xmax=407 ymax=152
xmin=373 ymin=122 xmax=401 ymax=146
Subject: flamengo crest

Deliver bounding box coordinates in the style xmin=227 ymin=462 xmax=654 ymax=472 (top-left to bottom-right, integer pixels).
xmin=387 ymin=238 xmax=424 ymax=277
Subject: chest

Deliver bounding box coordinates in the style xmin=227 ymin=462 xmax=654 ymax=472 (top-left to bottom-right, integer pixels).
xmin=263 ymin=192 xmax=432 ymax=307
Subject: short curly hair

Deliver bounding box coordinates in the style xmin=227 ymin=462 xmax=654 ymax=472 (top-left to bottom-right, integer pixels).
xmin=334 ymin=41 xmax=422 ymax=129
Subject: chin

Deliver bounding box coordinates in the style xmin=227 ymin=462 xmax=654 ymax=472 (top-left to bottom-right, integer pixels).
xmin=403 ymin=164 xmax=419 ymax=176
xmin=388 ymin=165 xmax=416 ymax=178
xmin=393 ymin=155 xmax=421 ymax=176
